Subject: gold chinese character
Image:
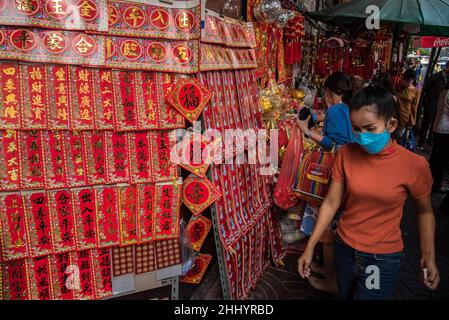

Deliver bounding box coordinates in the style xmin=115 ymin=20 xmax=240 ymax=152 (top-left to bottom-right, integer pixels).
xmin=123 ymin=42 xmax=139 ymax=57
xmin=15 ymin=0 xmax=37 ymax=12
xmin=103 ymin=98 xmax=112 ymax=108
xmin=7 ymin=142 xmax=17 ymax=153
xmin=74 ymin=36 xmax=94 ymax=54
xmin=31 ymin=94 xmax=44 ymax=106
xmin=50 ymin=0 xmax=66 ymax=15
xmin=8 ymin=168 xmax=18 ymax=181
xmin=45 ymin=33 xmax=65 ymax=51
xmin=4 ymin=93 xmax=18 ymax=105
xmin=102 ymin=86 xmax=112 ymax=94
xmin=101 ymin=72 xmax=111 ymax=83
xmin=79 ymin=83 xmax=90 ymax=95
xmin=3 ymin=79 xmax=16 ymax=92
xmin=57 ymin=108 xmax=68 ymax=120
xmin=8 ymin=157 xmax=18 ymax=167
xmin=3 ymin=68 xmax=17 ymax=76
xmin=31 ymin=81 xmax=43 ymax=93
xmin=5 ymin=130 xmax=17 ymax=139
xmin=55 ymin=68 xmax=66 ymax=81
xmin=33 ymin=106 xmax=44 ymax=120
xmin=78 ymin=0 xmax=96 ymax=18
xmin=80 ymin=95 xmax=91 ymax=109
xmin=4 ymin=106 xmax=18 ymax=119
xmin=152 ymin=9 xmax=167 ymax=26
xmin=80 ymin=108 xmax=92 ymax=120
xmin=30 ymin=67 xmax=43 ymax=81
xmin=104 ymin=109 xmax=112 ymax=120
xmin=78 ymin=70 xmax=89 ymax=82
xmin=76 ymin=167 xmax=84 ymax=176
xmin=56 ymin=95 xmax=68 ymax=107
xmin=56 ymin=83 xmax=67 ymax=95
xmin=127 ymin=8 xmax=143 ymax=27
xmin=178 ymin=12 xmax=191 ymax=28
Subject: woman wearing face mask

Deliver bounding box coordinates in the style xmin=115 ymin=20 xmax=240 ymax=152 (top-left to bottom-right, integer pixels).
xmin=296 ymin=72 xmax=354 ymax=293
xmin=297 ymin=85 xmax=440 ymax=299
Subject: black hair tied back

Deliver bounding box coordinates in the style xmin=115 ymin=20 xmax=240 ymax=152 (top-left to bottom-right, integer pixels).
xmin=350 ymin=84 xmax=398 ymax=122
xmin=324 ymin=72 xmax=353 ymax=105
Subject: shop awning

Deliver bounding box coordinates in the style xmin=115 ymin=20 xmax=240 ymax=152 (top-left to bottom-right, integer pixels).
xmin=309 ymin=0 xmax=449 ymax=36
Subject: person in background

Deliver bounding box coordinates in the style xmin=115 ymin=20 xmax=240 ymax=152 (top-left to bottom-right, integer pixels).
xmin=415 ymin=60 xmax=423 ymax=86
xmin=298 ymin=85 xmax=440 ymax=300
xmin=418 ymin=61 xmax=449 ymax=150
xmin=396 ymin=69 xmax=421 ymax=133
xmin=429 ymin=81 xmax=449 ymax=207
xmin=295 ymin=72 xmax=354 ymax=294
xmin=372 ymin=72 xmax=396 ymax=96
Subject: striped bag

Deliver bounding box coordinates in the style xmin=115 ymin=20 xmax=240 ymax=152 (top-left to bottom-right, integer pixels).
xmin=293 ymin=148 xmax=336 ymax=205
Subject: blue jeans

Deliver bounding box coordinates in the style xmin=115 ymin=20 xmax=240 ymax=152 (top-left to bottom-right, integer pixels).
xmin=334 ymin=235 xmax=403 ymax=300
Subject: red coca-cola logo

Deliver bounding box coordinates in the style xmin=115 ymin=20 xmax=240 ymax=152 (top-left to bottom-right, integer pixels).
xmin=434 ymin=38 xmax=449 ymax=47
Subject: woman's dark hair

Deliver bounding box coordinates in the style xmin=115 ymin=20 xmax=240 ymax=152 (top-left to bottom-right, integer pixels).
xmin=371 ymin=72 xmax=395 ymax=95
xmin=403 ymin=68 xmax=416 ymax=81
xmin=324 ymin=72 xmax=353 ymax=104
xmin=350 ymin=84 xmax=399 ymax=122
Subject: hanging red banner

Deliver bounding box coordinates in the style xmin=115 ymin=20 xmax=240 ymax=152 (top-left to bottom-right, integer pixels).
xmin=135 ymin=242 xmax=156 ymax=274
xmin=105 ymin=36 xmax=199 ymax=73
xmin=157 ymin=73 xmax=186 ymax=129
xmin=204 ymin=71 xmax=224 ymax=130
xmin=91 ymin=247 xmax=113 ymax=299
xmin=65 ymin=131 xmax=87 ymax=187
xmin=46 ymin=64 xmax=70 ymax=130
xmin=49 ymin=252 xmax=75 ymax=300
xmin=23 ymin=191 xmax=54 ymax=258
xmin=43 ymin=131 xmax=67 ymax=189
xmin=73 ymin=250 xmax=95 ymax=300
xmin=19 ymin=64 xmax=48 ymax=130
xmin=167 ymin=77 xmax=212 ymax=123
xmin=185 ymin=214 xmax=212 ymax=252
xmin=94 ymin=186 xmax=120 ymax=248
xmin=107 ymin=0 xmax=200 ymax=40
xmin=223 ymin=16 xmax=256 ymax=48
xmin=0 ymin=27 xmax=106 ymax=66
xmin=118 ymin=185 xmax=138 ymax=246
xmin=105 ymin=131 xmax=130 ymax=184
xmin=0 ymin=193 xmax=28 ymax=261
xmin=112 ymin=70 xmax=139 ymax=131
xmin=129 ymin=131 xmax=152 ymax=184
xmin=73 ymin=188 xmax=98 ymax=250
xmin=93 ymin=69 xmax=114 ymax=130
xmin=180 ymin=254 xmax=212 ymax=284
xmin=112 ymin=245 xmax=134 ymax=276
xmin=70 ymin=66 xmax=95 ymax=130
xmin=0 ymin=130 xmax=21 ymax=191
xmin=0 ymin=0 xmax=108 ymax=32
xmin=19 ymin=130 xmax=45 ymax=189
xmin=48 ymin=189 xmax=76 ymax=254
xmin=153 ymin=182 xmax=181 ymax=240
xmin=201 ymin=10 xmax=226 ymax=45
xmin=137 ymin=184 xmax=155 ymax=243
xmin=182 ymin=175 xmax=222 ymax=216
xmin=197 ymin=73 xmax=216 ymax=131
xmin=2 ymin=259 xmax=30 ymax=300
xmin=28 ymin=255 xmax=53 ymax=300
xmin=138 ymin=71 xmax=159 ymax=129
xmin=83 ymin=131 xmax=107 ymax=185
xmin=150 ymin=131 xmax=177 ymax=183
xmin=155 ymin=238 xmax=181 ymax=269
xmin=0 ymin=62 xmax=21 ymax=129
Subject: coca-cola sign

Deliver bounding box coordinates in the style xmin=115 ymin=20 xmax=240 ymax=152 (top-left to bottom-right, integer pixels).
xmin=420 ymin=36 xmax=449 ymax=48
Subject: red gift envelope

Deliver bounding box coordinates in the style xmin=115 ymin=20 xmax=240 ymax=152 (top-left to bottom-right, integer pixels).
xmin=180 ymin=254 xmax=212 ymax=284
xmin=72 ymin=250 xmax=95 ymax=300
xmin=72 ymin=188 xmax=99 ymax=251
xmin=118 ymin=185 xmax=138 ymax=246
xmin=182 ymin=175 xmax=222 ymax=216
xmin=69 ymin=66 xmax=95 ymax=130
xmin=2 ymin=259 xmax=30 ymax=300
xmin=167 ymin=77 xmax=212 ymax=123
xmin=46 ymin=65 xmax=70 ymax=130
xmin=64 ymin=131 xmax=88 ymax=188
xmin=43 ymin=131 xmax=68 ymax=190
xmin=137 ymin=184 xmax=155 ymax=243
xmin=93 ymin=69 xmax=115 ymax=130
xmin=105 ymin=131 xmax=130 ymax=184
xmin=83 ymin=131 xmax=107 ymax=185
xmin=129 ymin=131 xmax=153 ymax=184
xmin=150 ymin=130 xmax=177 ymax=183
xmin=19 ymin=130 xmax=45 ymax=190
xmin=153 ymin=182 xmax=181 ymax=241
xmin=186 ymin=214 xmax=212 ymax=252
xmin=92 ymin=248 xmax=113 ymax=299
xmin=28 ymin=255 xmax=53 ymax=300
xmin=49 ymin=252 xmax=75 ymax=300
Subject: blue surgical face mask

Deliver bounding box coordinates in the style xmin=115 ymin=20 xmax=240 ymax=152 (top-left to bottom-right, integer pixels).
xmin=353 ymin=128 xmax=391 ymax=155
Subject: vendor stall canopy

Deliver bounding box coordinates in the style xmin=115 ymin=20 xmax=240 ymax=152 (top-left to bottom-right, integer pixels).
xmin=309 ymin=0 xmax=449 ymax=36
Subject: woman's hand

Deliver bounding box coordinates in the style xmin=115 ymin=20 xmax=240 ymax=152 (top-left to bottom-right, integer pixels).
xmin=420 ymin=257 xmax=440 ymax=290
xmin=297 ymin=247 xmax=314 ymax=279
xmin=295 ymin=116 xmax=311 ymax=133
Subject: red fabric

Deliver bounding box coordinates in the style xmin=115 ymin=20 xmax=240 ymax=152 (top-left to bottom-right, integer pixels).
xmin=49 ymin=189 xmax=76 ymax=254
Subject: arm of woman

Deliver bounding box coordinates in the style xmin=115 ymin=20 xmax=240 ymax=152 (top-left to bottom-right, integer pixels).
xmin=296 ymin=117 xmax=324 ymax=144
xmin=414 ymin=196 xmax=439 ymax=290
xmin=297 ymin=180 xmax=345 ymax=278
